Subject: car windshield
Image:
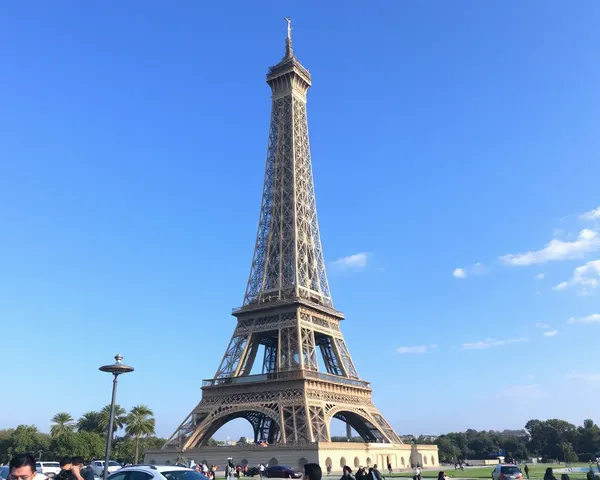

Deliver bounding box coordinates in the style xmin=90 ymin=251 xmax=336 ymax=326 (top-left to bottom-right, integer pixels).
xmin=45 ymin=464 xmax=60 ymax=468
xmin=108 ymin=462 xmax=120 ymax=467
xmin=162 ymin=471 xmax=210 ymax=480
xmin=501 ymin=467 xmax=521 ymax=475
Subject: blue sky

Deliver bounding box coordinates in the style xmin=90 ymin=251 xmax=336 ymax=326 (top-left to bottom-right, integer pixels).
xmin=1 ymin=1 xmax=600 ymax=441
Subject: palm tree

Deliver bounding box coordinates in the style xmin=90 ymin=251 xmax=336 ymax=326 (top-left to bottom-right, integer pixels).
xmin=99 ymin=404 xmax=127 ymax=434
xmin=50 ymin=412 xmax=75 ymax=437
xmin=77 ymin=411 xmax=103 ymax=434
xmin=125 ymin=405 xmax=156 ymax=464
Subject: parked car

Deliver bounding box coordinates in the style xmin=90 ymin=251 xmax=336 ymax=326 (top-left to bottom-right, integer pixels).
xmin=245 ymin=468 xmax=259 ymax=477
xmin=108 ymin=465 xmax=209 ymax=480
xmin=91 ymin=461 xmax=122 ymax=477
xmin=265 ymin=466 xmax=302 ymax=479
xmin=36 ymin=462 xmax=61 ymax=478
xmin=0 ymin=466 xmax=9 ymax=480
xmin=492 ymin=465 xmax=523 ymax=480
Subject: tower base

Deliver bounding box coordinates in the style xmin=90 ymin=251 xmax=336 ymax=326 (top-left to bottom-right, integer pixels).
xmin=145 ymin=442 xmax=439 ymax=473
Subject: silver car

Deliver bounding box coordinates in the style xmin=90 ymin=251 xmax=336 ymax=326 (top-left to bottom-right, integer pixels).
xmin=492 ymin=465 xmax=523 ymax=480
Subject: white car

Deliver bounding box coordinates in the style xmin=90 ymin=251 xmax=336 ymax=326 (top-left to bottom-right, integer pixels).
xmin=36 ymin=462 xmax=61 ymax=478
xmin=108 ymin=465 xmax=209 ymax=480
xmin=91 ymin=461 xmax=122 ymax=477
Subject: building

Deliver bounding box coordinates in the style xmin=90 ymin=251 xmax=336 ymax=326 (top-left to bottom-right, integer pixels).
xmin=145 ymin=19 xmax=438 ymax=472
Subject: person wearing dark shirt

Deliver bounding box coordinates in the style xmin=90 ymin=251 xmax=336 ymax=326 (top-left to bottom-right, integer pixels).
xmin=544 ymin=468 xmax=557 ymax=480
xmin=305 ymin=464 xmax=322 ymax=480
xmin=71 ymin=457 xmax=95 ymax=480
xmin=370 ymin=465 xmax=382 ymax=480
xmin=55 ymin=458 xmax=73 ymax=480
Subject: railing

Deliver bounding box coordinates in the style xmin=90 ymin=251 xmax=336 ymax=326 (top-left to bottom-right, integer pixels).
xmin=202 ymin=370 xmax=370 ymax=389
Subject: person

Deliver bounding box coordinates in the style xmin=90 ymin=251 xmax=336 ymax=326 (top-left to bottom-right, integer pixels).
xmin=304 ymin=464 xmax=322 ymax=480
xmin=544 ymin=468 xmax=557 ymax=480
xmin=587 ymin=468 xmax=595 ymax=480
xmin=388 ymin=464 xmax=392 ymax=476
xmin=71 ymin=458 xmax=94 ymax=480
xmin=326 ymin=466 xmax=332 ymax=477
xmin=259 ymin=464 xmax=265 ymax=479
xmin=561 ymin=475 xmax=570 ymax=480
xmin=355 ymin=467 xmax=367 ymax=480
xmin=8 ymin=454 xmax=44 ymax=480
xmin=524 ymin=465 xmax=530 ymax=480
xmin=413 ymin=465 xmax=421 ymax=480
xmin=226 ymin=460 xmax=235 ymax=480
xmin=341 ymin=466 xmax=354 ymax=480
xmin=55 ymin=458 xmax=73 ymax=480
xmin=438 ymin=472 xmax=447 ymax=480
xmin=370 ymin=465 xmax=382 ymax=480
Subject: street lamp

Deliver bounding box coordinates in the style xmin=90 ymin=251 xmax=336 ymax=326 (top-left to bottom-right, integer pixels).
xmin=99 ymin=354 xmax=134 ymax=480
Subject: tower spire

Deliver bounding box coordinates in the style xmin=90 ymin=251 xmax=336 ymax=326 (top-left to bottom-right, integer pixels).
xmin=284 ymin=17 xmax=293 ymax=57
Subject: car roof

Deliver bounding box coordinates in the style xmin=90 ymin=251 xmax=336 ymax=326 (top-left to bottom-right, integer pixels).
xmin=120 ymin=466 xmax=193 ymax=473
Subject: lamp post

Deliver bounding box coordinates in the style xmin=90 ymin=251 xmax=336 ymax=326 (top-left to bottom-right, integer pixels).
xmin=99 ymin=354 xmax=134 ymax=480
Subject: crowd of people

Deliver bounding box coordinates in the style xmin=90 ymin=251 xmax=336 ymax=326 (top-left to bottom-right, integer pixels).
xmin=335 ymin=463 xmax=384 ymax=480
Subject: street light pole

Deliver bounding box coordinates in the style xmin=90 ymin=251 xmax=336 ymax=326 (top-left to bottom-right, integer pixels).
xmin=99 ymin=354 xmax=134 ymax=480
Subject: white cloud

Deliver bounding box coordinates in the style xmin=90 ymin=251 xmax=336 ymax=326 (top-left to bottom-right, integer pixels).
xmin=429 ymin=344 xmax=438 ymax=349
xmin=568 ymin=314 xmax=600 ymax=325
xmin=543 ymin=330 xmax=558 ymax=337
xmin=553 ymin=259 xmax=600 ymax=295
xmin=453 ymin=263 xmax=486 ymax=279
xmin=565 ymin=372 xmax=600 ymax=383
xmin=580 ymin=207 xmax=600 ymax=222
xmin=535 ymin=322 xmax=550 ymax=329
xmin=553 ymin=281 xmax=568 ymax=291
xmin=500 ymin=229 xmax=600 ymax=266
xmin=461 ymin=337 xmax=528 ymax=350
xmin=528 ymin=374 xmax=535 ymax=379
xmin=502 ymin=384 xmax=546 ymax=398
xmin=536 ymin=273 xmax=545 ymax=280
xmin=453 ymin=268 xmax=467 ymax=279
xmin=331 ymin=252 xmax=369 ymax=271
xmin=471 ymin=262 xmax=486 ymax=275
xmin=396 ymin=345 xmax=428 ymax=354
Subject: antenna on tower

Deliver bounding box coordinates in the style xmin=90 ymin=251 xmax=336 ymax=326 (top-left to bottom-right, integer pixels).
xmin=284 ymin=17 xmax=293 ymax=57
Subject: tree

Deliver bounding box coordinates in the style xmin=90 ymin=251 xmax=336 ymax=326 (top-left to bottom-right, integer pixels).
xmin=50 ymin=413 xmax=75 ymax=438
xmin=100 ymin=405 xmax=127 ymax=434
xmin=578 ymin=419 xmax=600 ymax=461
xmin=50 ymin=431 xmax=104 ymax=459
xmin=125 ymin=405 xmax=156 ymax=464
xmin=562 ymin=442 xmax=578 ymax=463
xmin=77 ymin=411 xmax=104 ymax=435
xmin=435 ymin=436 xmax=457 ymax=463
xmin=9 ymin=425 xmax=48 ymax=457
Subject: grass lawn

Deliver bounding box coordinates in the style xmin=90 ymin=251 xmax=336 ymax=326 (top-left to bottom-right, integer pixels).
xmin=386 ymin=464 xmax=591 ymax=479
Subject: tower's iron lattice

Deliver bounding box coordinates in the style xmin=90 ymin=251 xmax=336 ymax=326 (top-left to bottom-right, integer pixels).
xmin=165 ymin=22 xmax=402 ymax=451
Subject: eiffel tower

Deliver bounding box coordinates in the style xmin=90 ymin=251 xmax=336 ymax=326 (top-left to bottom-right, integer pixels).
xmin=154 ymin=20 xmax=438 ymax=470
